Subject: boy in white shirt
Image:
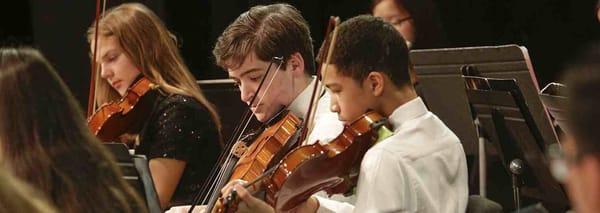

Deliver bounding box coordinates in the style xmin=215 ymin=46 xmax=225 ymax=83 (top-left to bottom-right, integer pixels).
xmin=225 ymin=15 xmax=468 ymax=213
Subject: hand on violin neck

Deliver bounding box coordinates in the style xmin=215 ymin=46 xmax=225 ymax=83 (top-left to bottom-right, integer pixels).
xmin=117 ymin=133 xmax=139 ymax=148
xmin=219 ymin=179 xmax=317 ymax=213
xmin=231 ymin=184 xmax=274 ymax=213
xmin=221 ymin=180 xmax=246 ymax=198
xmin=221 ymin=179 xmax=263 ymax=199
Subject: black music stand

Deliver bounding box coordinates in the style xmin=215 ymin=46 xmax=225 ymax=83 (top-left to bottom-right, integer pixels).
xmin=410 ymin=45 xmax=558 ymax=155
xmin=197 ymin=79 xmax=261 ymax=146
xmin=463 ymin=76 xmax=568 ymax=212
xmin=104 ymin=143 xmax=162 ymax=213
xmin=539 ymin=83 xmax=568 ymax=135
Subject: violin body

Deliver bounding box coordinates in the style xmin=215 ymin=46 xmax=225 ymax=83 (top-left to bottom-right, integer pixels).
xmin=264 ymin=111 xmax=390 ymax=212
xmin=215 ymin=110 xmax=302 ymax=213
xmin=87 ymin=77 xmax=159 ymax=142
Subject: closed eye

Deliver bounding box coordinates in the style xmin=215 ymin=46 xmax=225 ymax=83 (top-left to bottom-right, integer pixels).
xmin=249 ymin=74 xmax=263 ymax=82
xmin=390 ymin=16 xmax=412 ymax=26
xmin=106 ymin=54 xmax=119 ymax=63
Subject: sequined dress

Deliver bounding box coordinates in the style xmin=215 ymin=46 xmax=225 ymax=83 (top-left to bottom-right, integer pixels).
xmin=136 ymin=93 xmax=221 ymax=206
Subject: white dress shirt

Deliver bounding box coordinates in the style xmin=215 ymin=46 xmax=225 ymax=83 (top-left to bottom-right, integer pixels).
xmin=287 ymin=77 xmax=344 ymax=145
xmin=315 ymin=97 xmax=469 ymax=213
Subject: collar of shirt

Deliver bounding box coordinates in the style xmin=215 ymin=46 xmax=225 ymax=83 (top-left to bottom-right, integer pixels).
xmin=387 ymin=97 xmax=428 ymax=133
xmin=287 ymin=76 xmax=320 ymax=119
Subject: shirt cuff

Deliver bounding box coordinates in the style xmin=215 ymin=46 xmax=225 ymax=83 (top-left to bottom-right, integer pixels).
xmin=314 ymin=195 xmax=355 ymax=213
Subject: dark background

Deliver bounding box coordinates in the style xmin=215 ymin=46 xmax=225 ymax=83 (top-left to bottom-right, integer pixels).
xmin=2 ymin=0 xmax=597 ymax=210
xmin=1 ymin=0 xmax=598 ymax=109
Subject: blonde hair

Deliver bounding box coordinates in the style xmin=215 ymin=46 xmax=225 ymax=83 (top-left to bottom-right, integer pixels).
xmin=87 ymin=3 xmax=222 ymax=139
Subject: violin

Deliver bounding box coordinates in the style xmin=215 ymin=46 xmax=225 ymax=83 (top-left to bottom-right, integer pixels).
xmin=193 ymin=57 xmax=305 ymax=213
xmin=264 ymin=111 xmax=391 ymax=212
xmin=214 ymin=109 xmax=302 ymax=213
xmin=226 ymin=110 xmax=302 ymax=182
xmin=203 ymin=13 xmax=343 ymax=213
xmin=86 ymin=0 xmax=159 ymax=143
xmin=215 ymin=16 xmax=346 ymax=212
xmin=87 ymin=76 xmax=159 ymax=142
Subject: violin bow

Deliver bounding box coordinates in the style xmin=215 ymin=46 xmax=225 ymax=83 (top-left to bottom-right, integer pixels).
xmin=225 ymin=23 xmax=343 ymax=207
xmin=191 ymin=57 xmax=285 ymax=213
xmin=87 ymin=0 xmax=108 ymax=116
xmin=299 ymin=16 xmax=340 ymax=144
xmin=201 ymin=17 xmax=340 ymax=212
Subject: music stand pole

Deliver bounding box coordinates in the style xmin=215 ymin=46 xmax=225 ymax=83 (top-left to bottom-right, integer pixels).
xmin=510 ymin=158 xmax=524 ymax=212
xmin=474 ymin=118 xmax=487 ymax=197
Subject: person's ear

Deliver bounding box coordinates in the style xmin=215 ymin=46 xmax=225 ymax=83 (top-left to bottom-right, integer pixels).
xmin=365 ymin=71 xmax=385 ymax=97
xmin=287 ymin=52 xmax=305 ymax=77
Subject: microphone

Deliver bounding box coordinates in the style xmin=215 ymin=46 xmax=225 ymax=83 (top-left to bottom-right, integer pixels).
xmin=510 ymin=159 xmax=524 ymax=175
xmin=509 ymin=158 xmax=525 ymax=210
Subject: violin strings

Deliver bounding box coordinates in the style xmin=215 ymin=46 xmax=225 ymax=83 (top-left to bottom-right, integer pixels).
xmin=201 ymin=60 xmax=283 ymax=206
xmin=198 ymin=59 xmax=284 ymax=206
xmin=192 ymin=109 xmax=253 ymax=211
xmin=217 ymin=58 xmax=283 ymax=176
xmin=201 ymin=58 xmax=277 ymax=190
xmin=211 ymin=60 xmax=283 ymax=195
xmin=193 ymin=57 xmax=267 ymax=208
xmin=195 ymin=106 xmax=251 ymax=206
xmin=192 ymin=109 xmax=251 ymax=207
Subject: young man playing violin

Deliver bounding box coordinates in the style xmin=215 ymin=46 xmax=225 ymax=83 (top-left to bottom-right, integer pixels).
xmin=224 ymin=15 xmax=469 ymax=213
xmin=212 ymin=3 xmax=344 ymax=147
xmin=186 ymin=4 xmax=351 ymax=213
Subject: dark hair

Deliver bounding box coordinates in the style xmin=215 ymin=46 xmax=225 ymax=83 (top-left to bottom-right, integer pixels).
xmin=325 ymin=15 xmax=410 ymax=87
xmin=0 ymin=169 xmax=57 ymax=213
xmin=0 ymin=47 xmax=146 ymax=213
xmin=564 ymin=43 xmax=600 ymax=156
xmin=371 ymin=0 xmax=446 ymax=49
xmin=213 ymin=3 xmax=315 ymax=73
